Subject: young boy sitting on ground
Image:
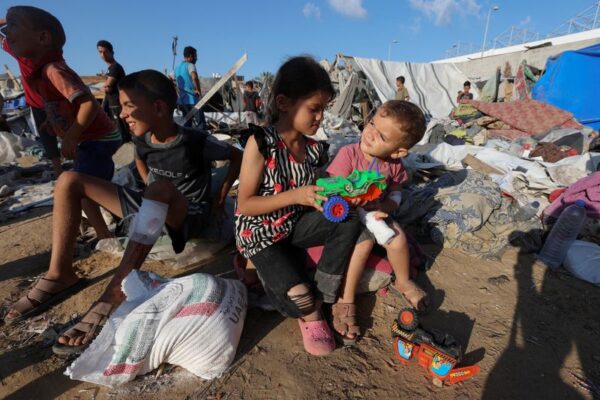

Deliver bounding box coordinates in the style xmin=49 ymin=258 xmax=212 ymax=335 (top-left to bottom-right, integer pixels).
xmin=3 ymin=6 xmax=121 ymax=240
xmin=457 ymin=81 xmax=473 ymax=103
xmin=329 ymin=100 xmax=428 ymax=344
xmin=4 ymin=69 xmax=242 ymax=356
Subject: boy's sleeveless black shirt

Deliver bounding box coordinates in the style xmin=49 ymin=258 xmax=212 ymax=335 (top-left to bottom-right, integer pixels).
xmin=133 ymin=126 xmax=230 ymax=212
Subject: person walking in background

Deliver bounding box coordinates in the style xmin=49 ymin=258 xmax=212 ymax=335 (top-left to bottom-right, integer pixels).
xmin=97 ymin=40 xmax=129 ymax=142
xmin=242 ymin=80 xmax=261 ymax=125
xmin=175 ymin=46 xmax=207 ymax=130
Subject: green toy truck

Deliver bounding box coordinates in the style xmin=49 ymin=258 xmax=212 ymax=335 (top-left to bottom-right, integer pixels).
xmin=316 ymin=169 xmax=387 ymax=222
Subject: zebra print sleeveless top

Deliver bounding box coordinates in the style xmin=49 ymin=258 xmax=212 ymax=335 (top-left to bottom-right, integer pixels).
xmin=235 ymin=125 xmax=328 ymax=258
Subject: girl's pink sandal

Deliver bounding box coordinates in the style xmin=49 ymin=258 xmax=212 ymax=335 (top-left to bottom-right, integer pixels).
xmin=297 ymin=319 xmax=336 ymax=356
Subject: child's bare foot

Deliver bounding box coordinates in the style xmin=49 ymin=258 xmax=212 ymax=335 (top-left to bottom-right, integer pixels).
xmin=331 ymin=302 xmax=360 ymax=346
xmin=393 ymin=279 xmax=430 ymax=312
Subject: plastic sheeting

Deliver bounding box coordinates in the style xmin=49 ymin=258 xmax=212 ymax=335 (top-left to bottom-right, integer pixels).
xmin=426 ymin=142 xmax=600 ymax=196
xmin=0 ymin=131 xmax=36 ymax=164
xmin=330 ymin=72 xmax=360 ymax=119
xmin=564 ymin=240 xmax=600 ymax=286
xmin=533 ymin=43 xmax=600 ymax=130
xmin=351 ymin=58 xmax=476 ymax=118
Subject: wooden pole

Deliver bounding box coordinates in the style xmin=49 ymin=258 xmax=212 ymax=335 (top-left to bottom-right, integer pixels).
xmin=4 ymin=64 xmax=23 ymax=91
xmin=182 ymin=54 xmax=248 ymax=125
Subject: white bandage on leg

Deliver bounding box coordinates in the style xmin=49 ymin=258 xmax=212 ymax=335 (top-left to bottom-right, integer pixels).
xmin=358 ymin=208 xmax=396 ymax=245
xmin=387 ymin=191 xmax=402 ymax=206
xmin=128 ymin=199 xmax=168 ymax=245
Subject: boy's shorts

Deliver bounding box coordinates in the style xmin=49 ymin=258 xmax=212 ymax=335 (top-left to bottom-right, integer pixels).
xmin=73 ymin=139 xmax=122 ymax=181
xmin=116 ymin=186 xmax=208 ymax=254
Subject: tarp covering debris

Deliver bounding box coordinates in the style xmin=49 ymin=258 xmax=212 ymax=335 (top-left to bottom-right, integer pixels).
xmin=533 ymin=43 xmax=600 ymax=130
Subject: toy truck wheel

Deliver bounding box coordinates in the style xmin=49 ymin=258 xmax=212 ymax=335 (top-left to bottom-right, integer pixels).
xmin=323 ymin=196 xmax=349 ymax=223
xmin=397 ymin=308 xmax=418 ymax=331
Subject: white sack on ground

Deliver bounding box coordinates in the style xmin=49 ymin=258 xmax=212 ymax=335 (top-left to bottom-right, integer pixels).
xmin=8 ymin=181 xmax=54 ymax=212
xmin=0 ymin=131 xmax=36 ymax=164
xmin=417 ymin=117 xmax=453 ymax=146
xmin=352 ymin=58 xmax=476 ymax=118
xmin=563 ymin=240 xmax=600 ymax=286
xmin=427 ymin=143 xmax=600 ymax=189
xmin=66 ymin=270 xmax=247 ymax=387
xmin=428 ymin=142 xmax=485 ymax=169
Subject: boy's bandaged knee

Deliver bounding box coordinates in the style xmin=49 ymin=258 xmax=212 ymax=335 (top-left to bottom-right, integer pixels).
xmin=128 ymin=199 xmax=168 ymax=245
xmin=358 ymin=208 xmax=396 ymax=245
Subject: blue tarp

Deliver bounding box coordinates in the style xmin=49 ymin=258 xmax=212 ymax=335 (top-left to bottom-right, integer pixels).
xmin=1 ymin=94 xmax=26 ymax=110
xmin=532 ymin=43 xmax=600 ymax=131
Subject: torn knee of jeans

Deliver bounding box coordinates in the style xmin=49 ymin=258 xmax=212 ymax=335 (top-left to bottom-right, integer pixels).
xmin=288 ymin=291 xmax=316 ymax=316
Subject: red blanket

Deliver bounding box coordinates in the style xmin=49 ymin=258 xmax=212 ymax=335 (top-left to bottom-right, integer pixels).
xmin=471 ymin=99 xmax=580 ymax=135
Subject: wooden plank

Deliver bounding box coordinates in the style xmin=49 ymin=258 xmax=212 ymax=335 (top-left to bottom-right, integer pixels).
xmin=183 ymin=54 xmax=248 ymax=125
xmin=462 ymin=154 xmax=503 ymax=175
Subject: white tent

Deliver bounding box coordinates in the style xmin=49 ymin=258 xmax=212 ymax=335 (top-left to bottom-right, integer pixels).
xmin=350 ymin=57 xmax=477 ymax=119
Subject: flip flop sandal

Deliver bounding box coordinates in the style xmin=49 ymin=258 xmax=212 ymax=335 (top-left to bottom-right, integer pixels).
xmin=331 ymin=303 xmax=360 ymax=346
xmin=298 ymin=319 xmax=336 ymax=356
xmin=52 ymin=301 xmax=113 ymax=356
xmin=388 ymin=281 xmax=430 ymax=314
xmin=4 ymin=277 xmax=89 ymax=325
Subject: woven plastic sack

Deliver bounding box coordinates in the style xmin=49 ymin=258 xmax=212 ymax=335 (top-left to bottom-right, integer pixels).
xmin=66 ymin=270 xmax=247 ymax=387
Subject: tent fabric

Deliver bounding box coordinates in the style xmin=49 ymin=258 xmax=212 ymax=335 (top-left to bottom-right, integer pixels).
xmin=470 ymin=99 xmax=580 ymax=135
xmin=479 ymin=68 xmax=501 ymax=102
xmin=330 ymin=72 xmax=359 ymax=119
xmin=532 ymin=43 xmax=600 ymax=130
xmin=352 ymin=58 xmax=475 ymax=119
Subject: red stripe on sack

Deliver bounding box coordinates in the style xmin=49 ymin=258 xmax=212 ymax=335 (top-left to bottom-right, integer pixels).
xmin=174 ymin=302 xmax=219 ymax=318
xmin=103 ymin=361 xmax=143 ymax=376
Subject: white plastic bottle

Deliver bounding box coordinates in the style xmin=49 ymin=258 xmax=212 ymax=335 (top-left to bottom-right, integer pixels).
xmin=537 ymin=200 xmax=587 ymax=269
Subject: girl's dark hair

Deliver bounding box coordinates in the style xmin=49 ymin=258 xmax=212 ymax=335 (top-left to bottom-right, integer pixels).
xmin=267 ymin=56 xmax=334 ymax=123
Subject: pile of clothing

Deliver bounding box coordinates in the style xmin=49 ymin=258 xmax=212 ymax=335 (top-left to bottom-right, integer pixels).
xmin=394 ymin=170 xmax=542 ymax=259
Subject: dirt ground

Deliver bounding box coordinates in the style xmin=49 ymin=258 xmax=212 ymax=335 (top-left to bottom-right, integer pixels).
xmin=0 ymin=207 xmax=598 ymax=400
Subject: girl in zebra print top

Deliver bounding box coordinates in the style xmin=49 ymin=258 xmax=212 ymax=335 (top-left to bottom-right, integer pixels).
xmin=235 ymin=56 xmax=363 ymax=356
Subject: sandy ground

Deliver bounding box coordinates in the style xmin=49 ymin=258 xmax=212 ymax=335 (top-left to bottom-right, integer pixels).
xmin=0 ymin=207 xmax=598 ymax=400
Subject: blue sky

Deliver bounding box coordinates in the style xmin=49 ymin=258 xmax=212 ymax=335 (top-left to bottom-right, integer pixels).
xmin=1 ymin=0 xmax=595 ymax=79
